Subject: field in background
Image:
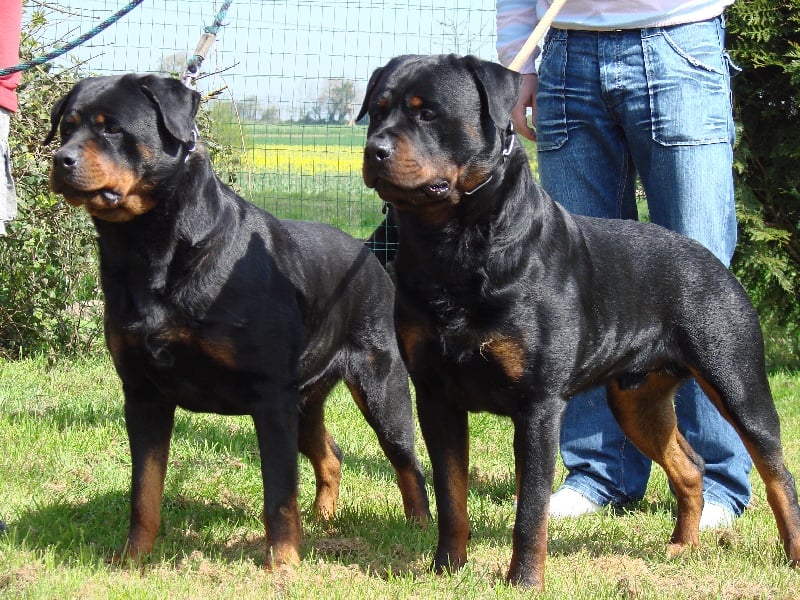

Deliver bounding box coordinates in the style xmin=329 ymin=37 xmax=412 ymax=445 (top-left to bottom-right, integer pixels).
xmin=208 ymin=121 xmax=540 ymax=240
xmin=241 ymin=124 xmax=375 ymax=238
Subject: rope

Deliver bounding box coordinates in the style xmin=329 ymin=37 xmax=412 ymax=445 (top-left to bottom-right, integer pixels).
xmin=0 ymin=0 xmax=146 ymax=77
xmin=183 ymin=0 xmax=233 ymax=82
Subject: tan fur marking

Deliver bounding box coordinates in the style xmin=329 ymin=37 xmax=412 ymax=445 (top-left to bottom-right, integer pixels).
xmin=481 ymin=336 xmax=526 ymax=381
xmin=606 ymin=373 xmax=703 ymax=552
xmin=58 ymin=140 xmax=157 ymax=222
xmin=396 ymin=322 xmax=429 ymax=373
xmin=436 ymin=451 xmax=470 ymax=570
xmin=196 ymin=337 xmax=238 ymax=369
xmin=264 ymin=493 xmax=302 ymax=568
xmin=395 ymin=467 xmax=431 ymax=525
xmin=306 ymin=430 xmax=343 ymax=521
xmin=126 ymin=453 xmax=166 ymax=557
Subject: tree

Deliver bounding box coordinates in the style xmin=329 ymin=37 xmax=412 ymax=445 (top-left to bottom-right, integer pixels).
xmin=727 ymin=1 xmax=800 ymax=367
xmin=314 ymin=78 xmax=356 ymax=124
xmin=158 ymin=51 xmax=188 ymax=76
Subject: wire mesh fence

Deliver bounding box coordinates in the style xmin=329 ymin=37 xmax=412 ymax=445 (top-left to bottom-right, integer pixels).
xmin=25 ymin=0 xmax=498 ymax=238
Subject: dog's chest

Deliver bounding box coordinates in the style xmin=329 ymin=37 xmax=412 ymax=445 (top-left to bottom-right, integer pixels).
xmin=105 ymin=286 xmax=297 ymax=411
xmin=399 ymin=314 xmax=527 ymax=408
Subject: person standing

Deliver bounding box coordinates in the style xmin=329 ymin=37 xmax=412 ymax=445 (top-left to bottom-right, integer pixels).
xmin=496 ymin=0 xmax=751 ymax=528
xmin=1 ymin=0 xmax=22 ymax=235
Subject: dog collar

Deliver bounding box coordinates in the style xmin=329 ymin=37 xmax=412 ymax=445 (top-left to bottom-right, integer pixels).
xmin=464 ymin=174 xmax=493 ymax=196
xmin=464 ymin=121 xmax=516 ymax=196
xmin=184 ymin=126 xmax=199 ymax=162
xmin=502 ymin=121 xmax=516 ymax=158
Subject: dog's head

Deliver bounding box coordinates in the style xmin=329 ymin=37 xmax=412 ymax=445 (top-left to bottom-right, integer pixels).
xmin=358 ymin=55 xmax=521 ymax=223
xmin=45 ymin=74 xmax=201 ymax=223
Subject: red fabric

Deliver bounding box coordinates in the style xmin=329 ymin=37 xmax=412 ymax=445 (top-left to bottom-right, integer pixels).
xmin=0 ymin=1 xmax=23 ymax=112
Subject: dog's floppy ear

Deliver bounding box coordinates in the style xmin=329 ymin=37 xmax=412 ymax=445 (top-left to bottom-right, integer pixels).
xmin=356 ymin=65 xmax=385 ymax=123
xmin=138 ymin=75 xmax=201 ymax=145
xmin=43 ymin=86 xmax=79 ymax=145
xmin=461 ymin=55 xmax=522 ymax=129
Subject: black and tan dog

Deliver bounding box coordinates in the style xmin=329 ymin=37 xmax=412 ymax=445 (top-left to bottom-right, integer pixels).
xmin=45 ymin=74 xmax=430 ymax=568
xmin=358 ymin=54 xmax=800 ymax=589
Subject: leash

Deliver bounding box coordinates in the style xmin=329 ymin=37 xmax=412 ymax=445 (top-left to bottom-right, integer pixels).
xmin=183 ymin=0 xmax=233 ymax=84
xmin=507 ymin=0 xmax=568 ymax=72
xmin=0 ymin=0 xmax=145 ymax=77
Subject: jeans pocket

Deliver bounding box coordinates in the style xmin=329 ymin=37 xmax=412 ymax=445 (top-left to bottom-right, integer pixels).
xmin=643 ymin=20 xmax=733 ymax=146
xmin=536 ymin=30 xmax=568 ymax=152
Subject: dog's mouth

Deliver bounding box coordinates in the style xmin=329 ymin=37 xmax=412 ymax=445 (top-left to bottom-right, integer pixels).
xmin=374 ymin=178 xmax=454 ymax=207
xmin=369 ymin=176 xmax=454 ymax=207
xmin=54 ymin=181 xmax=156 ymax=223
xmin=425 ymin=181 xmax=451 ymax=198
xmin=57 ymin=184 xmax=124 ymax=210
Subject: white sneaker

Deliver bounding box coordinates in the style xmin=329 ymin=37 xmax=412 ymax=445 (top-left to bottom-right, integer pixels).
xmin=699 ymin=502 xmax=735 ymax=530
xmin=548 ymin=487 xmax=603 ymax=518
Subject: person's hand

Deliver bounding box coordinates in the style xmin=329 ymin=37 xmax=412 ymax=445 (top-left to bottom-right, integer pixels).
xmin=511 ymin=73 xmax=538 ymax=142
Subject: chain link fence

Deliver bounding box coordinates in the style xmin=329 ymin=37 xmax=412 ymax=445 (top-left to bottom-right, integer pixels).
xmin=27 ymin=0 xmax=497 ymax=237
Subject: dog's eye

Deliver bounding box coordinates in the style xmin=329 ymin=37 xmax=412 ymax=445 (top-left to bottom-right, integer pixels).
xmin=418 ymin=109 xmax=436 ymax=122
xmin=105 ymin=123 xmax=123 ymax=135
xmin=370 ymin=107 xmax=386 ymax=123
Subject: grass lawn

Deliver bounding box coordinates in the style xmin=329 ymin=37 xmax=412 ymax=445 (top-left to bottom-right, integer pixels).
xmin=1 ymin=358 xmax=799 ymax=599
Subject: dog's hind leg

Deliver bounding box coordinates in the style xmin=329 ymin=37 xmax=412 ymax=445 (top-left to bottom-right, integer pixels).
xmin=344 ymin=350 xmax=431 ymax=524
xmin=691 ymin=366 xmax=800 ymax=566
xmin=299 ymin=377 xmax=343 ymax=520
xmin=606 ymin=372 xmax=705 ymax=556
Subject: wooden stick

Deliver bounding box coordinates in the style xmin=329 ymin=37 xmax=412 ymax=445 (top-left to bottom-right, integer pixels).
xmin=507 ymin=0 xmax=568 ymax=72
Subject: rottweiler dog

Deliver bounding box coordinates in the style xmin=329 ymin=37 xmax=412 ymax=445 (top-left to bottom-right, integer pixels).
xmin=358 ymin=54 xmax=800 ymax=589
xmin=45 ymin=74 xmax=430 ymax=568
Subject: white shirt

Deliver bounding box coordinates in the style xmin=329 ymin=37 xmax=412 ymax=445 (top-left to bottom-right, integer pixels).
xmin=497 ymin=0 xmax=735 ymax=73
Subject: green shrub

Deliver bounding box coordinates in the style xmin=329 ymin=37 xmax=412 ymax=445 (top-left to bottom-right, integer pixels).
xmin=0 ymin=10 xmax=100 ymax=360
xmin=727 ymin=1 xmax=800 ymax=368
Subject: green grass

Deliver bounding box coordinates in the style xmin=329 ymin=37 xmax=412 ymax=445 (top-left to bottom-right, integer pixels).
xmin=1 ymin=358 xmax=799 ymax=598
xmin=247 ymin=123 xmax=369 ymax=148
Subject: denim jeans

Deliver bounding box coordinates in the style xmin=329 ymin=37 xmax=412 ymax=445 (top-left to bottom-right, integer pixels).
xmin=536 ymin=16 xmax=752 ymax=514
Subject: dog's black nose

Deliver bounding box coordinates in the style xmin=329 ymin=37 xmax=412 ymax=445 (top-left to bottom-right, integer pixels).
xmin=53 ymin=147 xmax=80 ymax=172
xmin=365 ymin=136 xmax=394 ymax=163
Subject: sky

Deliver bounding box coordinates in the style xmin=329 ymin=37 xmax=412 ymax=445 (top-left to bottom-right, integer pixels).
xmin=25 ymin=0 xmax=498 ymax=119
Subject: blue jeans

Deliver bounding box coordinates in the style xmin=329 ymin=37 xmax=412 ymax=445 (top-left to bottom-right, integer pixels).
xmin=536 ymin=16 xmax=752 ymax=514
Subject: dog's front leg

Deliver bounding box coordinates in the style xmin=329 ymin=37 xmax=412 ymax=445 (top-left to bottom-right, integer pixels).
xmin=251 ymin=394 xmax=302 ymax=569
xmin=416 ymin=391 xmax=470 ymax=574
xmin=115 ymin=396 xmax=176 ymax=562
xmin=507 ymin=399 xmax=563 ymax=589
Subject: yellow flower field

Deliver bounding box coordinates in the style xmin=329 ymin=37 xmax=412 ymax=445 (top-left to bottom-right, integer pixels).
xmin=245 ymin=144 xmax=364 ymax=177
